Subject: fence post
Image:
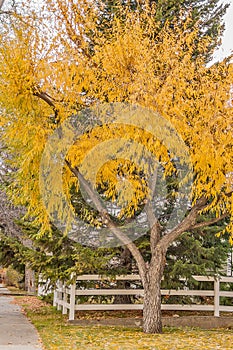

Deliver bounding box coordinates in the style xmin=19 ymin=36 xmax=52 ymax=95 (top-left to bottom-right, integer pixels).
xmin=57 ymin=280 xmax=63 ymax=311
xmin=53 ymin=284 xmax=57 ymax=307
xmin=38 ymin=273 xmax=43 ymax=297
xmin=214 ymin=277 xmax=220 ymax=317
xmin=69 ymin=280 xmax=76 ymax=321
xmin=62 ymin=282 xmax=68 ymax=315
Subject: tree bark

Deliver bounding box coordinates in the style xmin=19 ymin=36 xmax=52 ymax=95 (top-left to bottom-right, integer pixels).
xmin=0 ymin=1 xmax=5 ymax=10
xmin=65 ymin=163 xmax=229 ymax=333
xmin=143 ymin=247 xmax=166 ymax=333
xmin=25 ymin=264 xmax=36 ymax=293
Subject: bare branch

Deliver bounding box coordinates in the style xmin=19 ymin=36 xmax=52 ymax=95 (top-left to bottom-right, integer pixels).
xmin=225 ymin=190 xmax=233 ymax=198
xmin=65 ymin=160 xmax=148 ymax=284
xmin=145 ymin=167 xmax=158 ymax=225
xmin=0 ymin=0 xmax=14 ymax=15
xmin=159 ymin=196 xmax=208 ymax=248
xmin=0 ymin=189 xmax=25 ymax=241
xmin=0 ymin=0 xmax=5 ymax=10
xmin=144 ymin=167 xmax=162 ymax=254
xmin=190 ymin=213 xmax=228 ymax=230
xmin=65 ymin=160 xmax=107 ymax=215
xmin=145 ymin=198 xmax=162 ymax=254
xmin=150 ymin=221 xmax=162 ymax=252
xmin=33 ymin=90 xmax=59 ymax=122
xmin=33 ymin=91 xmax=55 ymax=108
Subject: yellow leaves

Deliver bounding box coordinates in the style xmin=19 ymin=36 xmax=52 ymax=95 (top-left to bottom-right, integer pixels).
xmin=66 ymin=123 xmax=160 ymax=219
xmin=16 ymin=296 xmax=233 ymax=350
xmin=0 ymin=0 xmax=232 ymax=236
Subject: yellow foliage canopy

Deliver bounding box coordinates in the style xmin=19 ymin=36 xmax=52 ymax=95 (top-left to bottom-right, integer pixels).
xmin=0 ymin=1 xmax=232 ymax=239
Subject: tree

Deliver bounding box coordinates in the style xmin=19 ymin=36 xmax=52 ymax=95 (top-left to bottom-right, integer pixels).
xmin=0 ymin=1 xmax=233 ymax=333
xmin=101 ymin=0 xmax=229 ymax=60
xmin=163 ymin=219 xmax=230 ymax=289
xmin=97 ymin=0 xmax=230 ymax=295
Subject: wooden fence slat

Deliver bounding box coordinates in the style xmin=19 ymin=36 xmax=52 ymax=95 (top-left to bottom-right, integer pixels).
xmin=161 ymin=290 xmax=215 ymax=297
xmin=215 ymin=276 xmax=233 ymax=283
xmin=74 ymin=304 xmax=215 ymax=311
xmin=75 ymin=289 xmax=144 ymax=296
xmin=62 ymin=282 xmax=68 ymax=315
xmin=75 ymin=304 xmax=143 ymax=311
xmin=53 ymin=275 xmax=233 ymax=321
xmin=57 ymin=281 xmax=63 ymax=311
xmin=69 ymin=282 xmax=76 ymax=321
xmin=214 ymin=278 xmax=220 ymax=317
xmin=76 ymin=274 xmax=141 ymax=281
xmin=74 ymin=289 xmax=215 ymax=296
xmin=161 ymin=304 xmax=214 ymax=311
xmin=219 ymin=291 xmax=233 ymax=297
xmin=193 ymin=276 xmax=233 ymax=283
xmin=219 ymin=305 xmax=233 ymax=312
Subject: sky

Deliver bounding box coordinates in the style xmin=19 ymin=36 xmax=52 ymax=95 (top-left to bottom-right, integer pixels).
xmin=213 ymin=0 xmax=233 ymax=62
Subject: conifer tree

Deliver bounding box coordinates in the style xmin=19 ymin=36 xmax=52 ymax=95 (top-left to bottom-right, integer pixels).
xmin=101 ymin=0 xmax=229 ymax=60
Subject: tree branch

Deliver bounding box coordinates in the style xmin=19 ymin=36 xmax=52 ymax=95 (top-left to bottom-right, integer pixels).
xmin=225 ymin=190 xmax=233 ymax=198
xmin=190 ymin=213 xmax=228 ymax=230
xmin=33 ymin=91 xmax=55 ymax=108
xmin=144 ymin=167 xmax=162 ymax=254
xmin=0 ymin=0 xmax=14 ymax=15
xmin=0 ymin=0 xmax=5 ymax=10
xmin=65 ymin=160 xmax=148 ymax=285
xmin=159 ymin=196 xmax=208 ymax=249
xmin=33 ymin=90 xmax=59 ymax=123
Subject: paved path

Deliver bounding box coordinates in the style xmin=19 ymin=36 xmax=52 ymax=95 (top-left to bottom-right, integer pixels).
xmin=0 ymin=285 xmax=43 ymax=350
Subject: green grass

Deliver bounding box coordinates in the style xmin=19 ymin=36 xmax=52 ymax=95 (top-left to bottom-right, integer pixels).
xmin=17 ymin=297 xmax=233 ymax=350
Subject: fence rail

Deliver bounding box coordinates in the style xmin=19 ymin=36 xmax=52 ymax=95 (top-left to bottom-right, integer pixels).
xmin=52 ymin=274 xmax=233 ymax=321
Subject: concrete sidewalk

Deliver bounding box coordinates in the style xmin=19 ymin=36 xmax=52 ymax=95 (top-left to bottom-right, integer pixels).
xmin=0 ymin=285 xmax=43 ymax=350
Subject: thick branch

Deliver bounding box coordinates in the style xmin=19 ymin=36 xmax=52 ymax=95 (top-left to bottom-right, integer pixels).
xmin=190 ymin=213 xmax=228 ymax=230
xmin=159 ymin=196 xmax=208 ymax=249
xmin=144 ymin=167 xmax=162 ymax=254
xmin=0 ymin=0 xmax=5 ymax=10
xmin=145 ymin=167 xmax=158 ymax=226
xmin=33 ymin=91 xmax=55 ymax=108
xmin=146 ymin=198 xmax=162 ymax=254
xmin=225 ymin=190 xmax=233 ymax=198
xmin=65 ymin=160 xmax=148 ymax=285
xmin=0 ymin=10 xmax=13 ymax=14
xmin=33 ymin=90 xmax=59 ymax=122
xmin=65 ymin=160 xmax=107 ymax=215
xmin=150 ymin=221 xmax=162 ymax=257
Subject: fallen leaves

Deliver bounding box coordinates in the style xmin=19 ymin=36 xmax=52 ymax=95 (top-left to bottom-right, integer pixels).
xmin=13 ymin=296 xmax=233 ymax=350
xmin=13 ymin=296 xmax=50 ymax=313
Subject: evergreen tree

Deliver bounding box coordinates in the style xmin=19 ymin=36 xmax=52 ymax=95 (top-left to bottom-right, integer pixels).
xmin=164 ymin=221 xmax=230 ymax=290
xmin=100 ymin=0 xmax=229 ymax=60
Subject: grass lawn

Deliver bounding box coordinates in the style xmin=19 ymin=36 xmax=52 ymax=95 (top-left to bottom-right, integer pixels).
xmin=15 ymin=296 xmax=233 ymax=350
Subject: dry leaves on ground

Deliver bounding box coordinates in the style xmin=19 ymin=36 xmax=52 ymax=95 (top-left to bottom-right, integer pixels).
xmin=12 ymin=296 xmax=233 ymax=350
xmin=12 ymin=296 xmax=50 ymax=313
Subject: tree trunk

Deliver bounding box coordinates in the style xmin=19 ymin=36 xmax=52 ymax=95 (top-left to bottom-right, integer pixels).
xmin=142 ymin=248 xmax=166 ymax=333
xmin=25 ymin=264 xmax=36 ymax=293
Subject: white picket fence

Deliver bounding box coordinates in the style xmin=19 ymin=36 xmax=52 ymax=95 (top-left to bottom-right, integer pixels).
xmin=52 ymin=274 xmax=233 ymax=321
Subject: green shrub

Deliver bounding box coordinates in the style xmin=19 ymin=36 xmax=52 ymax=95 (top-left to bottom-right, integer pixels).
xmin=5 ymin=266 xmax=23 ymax=287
